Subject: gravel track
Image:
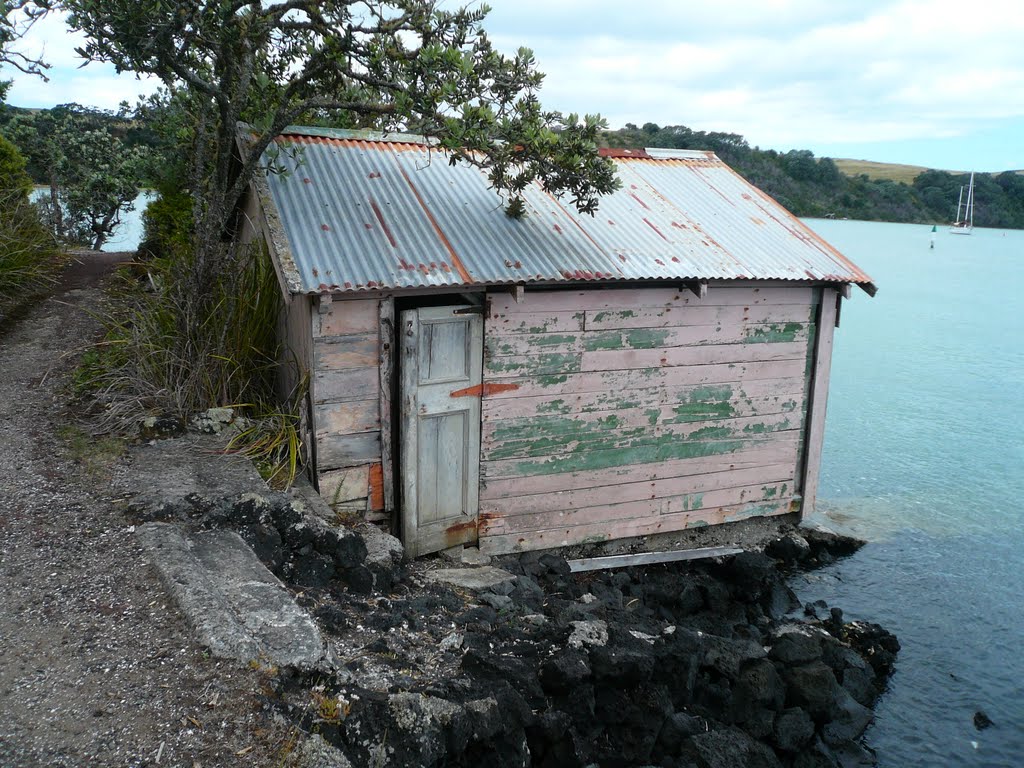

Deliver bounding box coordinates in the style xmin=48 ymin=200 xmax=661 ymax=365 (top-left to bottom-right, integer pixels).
xmin=0 ymin=253 xmax=284 ymax=767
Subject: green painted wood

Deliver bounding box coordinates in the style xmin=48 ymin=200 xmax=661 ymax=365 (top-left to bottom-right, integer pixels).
xmin=481 ymin=378 xmax=807 ymax=419
xmin=484 ymin=351 xmax=582 ymax=377
xmin=584 ymin=303 xmax=815 ymax=331
xmin=487 ymin=310 xmax=585 ymax=335
xmin=481 ymin=431 xmax=801 ymax=480
xmin=480 ymin=359 xmax=809 ymax=399
xmin=483 ymin=324 xmax=812 ymax=358
xmin=481 ymin=441 xmax=802 ymax=497
xmin=482 ymin=412 xmax=801 ymax=460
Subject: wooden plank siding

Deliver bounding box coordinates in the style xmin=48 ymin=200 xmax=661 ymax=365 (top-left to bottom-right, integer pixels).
xmin=478 ymin=284 xmax=818 ymax=555
xmin=313 ymin=297 xmax=385 ymax=517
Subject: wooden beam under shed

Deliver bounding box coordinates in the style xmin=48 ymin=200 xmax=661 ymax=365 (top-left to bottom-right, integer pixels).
xmin=568 ymin=545 xmax=743 ymax=573
xmin=685 ymin=280 xmax=709 ymax=300
xmin=508 ymin=284 xmax=525 ymax=304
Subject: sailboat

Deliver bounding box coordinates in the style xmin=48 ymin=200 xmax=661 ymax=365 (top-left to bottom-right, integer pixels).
xmin=950 ymin=172 xmax=975 ymax=234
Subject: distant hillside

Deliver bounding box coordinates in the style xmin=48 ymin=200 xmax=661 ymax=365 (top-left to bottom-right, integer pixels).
xmin=602 ymin=123 xmax=1024 ymax=229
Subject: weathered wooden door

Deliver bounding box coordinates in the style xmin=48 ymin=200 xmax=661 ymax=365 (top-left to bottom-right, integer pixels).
xmin=400 ymin=305 xmax=483 ymax=557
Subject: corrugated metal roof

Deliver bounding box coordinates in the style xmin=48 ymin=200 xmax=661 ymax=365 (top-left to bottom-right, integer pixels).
xmin=261 ymin=127 xmax=874 ymax=294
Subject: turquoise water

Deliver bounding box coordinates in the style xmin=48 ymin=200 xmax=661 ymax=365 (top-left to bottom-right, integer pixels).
xmin=797 ymin=219 xmax=1024 ymax=767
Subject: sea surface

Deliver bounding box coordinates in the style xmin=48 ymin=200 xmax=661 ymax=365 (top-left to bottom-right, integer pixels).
xmin=797 ymin=219 xmax=1024 ymax=767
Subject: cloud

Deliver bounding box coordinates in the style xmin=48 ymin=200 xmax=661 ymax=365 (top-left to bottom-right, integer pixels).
xmin=1 ymin=11 xmax=159 ymax=110
xmin=3 ymin=0 xmax=1021 ymax=166
xmin=486 ymin=0 xmax=1024 ymax=154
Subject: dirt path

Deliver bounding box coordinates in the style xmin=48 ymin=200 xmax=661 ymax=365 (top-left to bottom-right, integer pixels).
xmin=0 ymin=253 xmax=283 ymax=767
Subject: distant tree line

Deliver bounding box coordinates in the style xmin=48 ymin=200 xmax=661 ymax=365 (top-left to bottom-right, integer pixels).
xmin=605 ymin=123 xmax=1024 ymax=229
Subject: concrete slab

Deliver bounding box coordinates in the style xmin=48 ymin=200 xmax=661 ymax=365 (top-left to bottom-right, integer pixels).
xmin=425 ymin=566 xmax=517 ymax=592
xmin=124 ymin=435 xmax=268 ymax=517
xmin=136 ymin=522 xmax=329 ymax=670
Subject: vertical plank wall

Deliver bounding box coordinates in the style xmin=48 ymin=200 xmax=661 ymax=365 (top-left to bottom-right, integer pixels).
xmin=313 ymin=298 xmax=386 ymax=520
xmin=478 ymin=285 xmax=819 ymax=555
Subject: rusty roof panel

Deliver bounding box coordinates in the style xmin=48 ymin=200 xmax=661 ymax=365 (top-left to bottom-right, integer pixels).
xmin=263 ymin=129 xmax=873 ymax=294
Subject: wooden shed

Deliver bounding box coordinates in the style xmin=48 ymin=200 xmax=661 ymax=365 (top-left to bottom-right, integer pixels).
xmin=240 ymin=127 xmax=875 ymax=557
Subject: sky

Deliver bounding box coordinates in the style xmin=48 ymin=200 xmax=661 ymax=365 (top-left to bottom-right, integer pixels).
xmin=2 ymin=0 xmax=1022 ymax=172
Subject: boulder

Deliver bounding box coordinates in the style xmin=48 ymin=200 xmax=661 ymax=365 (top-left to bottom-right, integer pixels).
xmin=773 ymin=707 xmax=815 ymax=752
xmin=783 ymin=661 xmax=842 ymax=722
xmin=765 ymin=532 xmax=812 ymax=563
xmin=684 ymin=727 xmax=783 ymax=768
xmin=540 ymin=649 xmax=591 ymax=694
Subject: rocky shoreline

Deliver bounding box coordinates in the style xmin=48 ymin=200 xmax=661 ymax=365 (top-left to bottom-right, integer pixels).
xmin=133 ymin=470 xmax=899 ymax=768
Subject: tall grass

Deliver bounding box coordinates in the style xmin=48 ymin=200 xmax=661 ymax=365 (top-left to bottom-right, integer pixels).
xmin=80 ymin=239 xmax=304 ymax=486
xmin=81 ymin=242 xmax=281 ymax=420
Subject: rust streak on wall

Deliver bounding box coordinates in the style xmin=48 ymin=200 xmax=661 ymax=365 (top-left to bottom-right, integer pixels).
xmin=368 ymin=462 xmax=385 ymax=511
xmin=450 ymin=382 xmax=521 ymax=398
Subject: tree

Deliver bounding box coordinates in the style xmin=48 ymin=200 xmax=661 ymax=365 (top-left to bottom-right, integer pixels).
xmin=2 ymin=104 xmax=148 ymax=249
xmin=62 ymin=0 xmax=619 ymax=284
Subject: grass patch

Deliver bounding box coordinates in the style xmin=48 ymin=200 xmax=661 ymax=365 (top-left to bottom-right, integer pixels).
xmin=833 ymin=159 xmax=940 ymax=184
xmin=56 ymin=424 xmax=126 ymax=480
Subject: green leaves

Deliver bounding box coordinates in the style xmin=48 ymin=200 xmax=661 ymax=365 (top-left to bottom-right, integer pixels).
xmin=59 ymin=0 xmax=618 ymax=230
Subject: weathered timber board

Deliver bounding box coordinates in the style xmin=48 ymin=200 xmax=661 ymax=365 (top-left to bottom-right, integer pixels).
xmin=319 ymin=465 xmax=370 ymax=506
xmin=316 ymin=299 xmax=379 ymax=338
xmin=488 ymin=481 xmax=795 ymax=534
xmin=481 ymin=462 xmax=795 ymax=515
xmin=479 ymin=499 xmax=792 ymax=555
xmin=314 ymin=334 xmax=379 ymax=370
xmin=484 ymin=323 xmax=811 ymax=357
xmin=483 ymin=341 xmax=808 ymax=380
xmin=481 ymin=442 xmax=801 ymax=498
xmin=479 ymin=359 xmax=808 ymax=399
xmin=317 ymin=431 xmax=382 ymax=471
xmin=315 ymin=400 xmax=380 ymax=437
xmin=483 ymin=397 xmax=804 ymax=439
xmin=313 ymin=367 xmax=379 ymax=404
xmin=583 ymin=304 xmax=814 ymax=330
xmin=576 ymin=339 xmax=809 ymax=373
xmin=481 ymin=414 xmax=802 ymax=461
xmin=487 ymin=310 xmax=585 ymax=336
xmin=481 ymin=379 xmax=807 ymax=420
xmin=481 ymin=431 xmax=800 ymax=480
xmin=484 ymin=351 xmax=583 ymax=378
xmin=489 ymin=286 xmax=815 ymax=314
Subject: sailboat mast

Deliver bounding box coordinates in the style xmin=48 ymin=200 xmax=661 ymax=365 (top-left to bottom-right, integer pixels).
xmin=967 ymin=172 xmax=975 ymax=227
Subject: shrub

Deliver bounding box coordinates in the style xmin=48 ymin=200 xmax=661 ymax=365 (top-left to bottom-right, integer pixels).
xmin=0 ymin=135 xmax=62 ymax=313
xmin=137 ymin=190 xmax=193 ymax=262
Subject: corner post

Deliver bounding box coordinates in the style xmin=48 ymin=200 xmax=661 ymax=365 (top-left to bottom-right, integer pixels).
xmin=801 ymin=286 xmax=838 ymax=517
